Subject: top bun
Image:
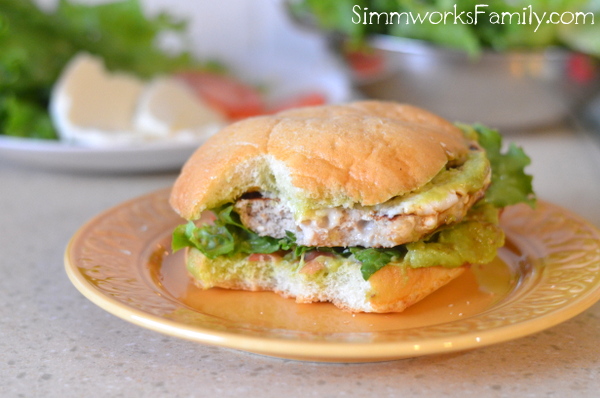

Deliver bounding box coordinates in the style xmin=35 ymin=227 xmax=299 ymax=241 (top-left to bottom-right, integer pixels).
xmin=170 ymin=101 xmax=471 ymax=220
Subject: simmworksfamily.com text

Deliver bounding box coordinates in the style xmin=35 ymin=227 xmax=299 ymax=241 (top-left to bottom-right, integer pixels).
xmin=352 ymin=4 xmax=595 ymax=32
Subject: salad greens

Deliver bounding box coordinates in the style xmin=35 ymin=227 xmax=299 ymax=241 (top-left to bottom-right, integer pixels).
xmin=349 ymin=247 xmax=404 ymax=280
xmin=462 ymin=124 xmax=535 ymax=208
xmin=173 ymin=205 xmax=348 ymax=260
xmin=172 ymin=205 xmax=285 ymax=258
xmin=290 ymin=0 xmax=600 ymax=56
xmin=0 ymin=0 xmax=203 ymax=139
xmin=172 ymin=125 xmax=535 ymax=281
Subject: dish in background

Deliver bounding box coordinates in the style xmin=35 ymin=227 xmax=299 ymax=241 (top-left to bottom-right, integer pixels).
xmin=286 ymin=0 xmax=600 ymax=131
xmin=64 ymin=189 xmax=600 ymax=362
xmin=340 ymin=36 xmax=600 ymax=131
xmin=0 ymin=62 xmax=351 ymax=173
xmin=49 ymin=53 xmax=226 ymax=147
xmin=0 ymin=135 xmax=200 ymax=173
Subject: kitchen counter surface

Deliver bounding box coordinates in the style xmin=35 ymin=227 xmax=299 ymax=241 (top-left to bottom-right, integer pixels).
xmin=1 ymin=125 xmax=599 ymax=397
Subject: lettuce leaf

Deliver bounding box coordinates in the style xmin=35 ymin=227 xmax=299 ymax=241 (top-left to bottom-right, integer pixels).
xmin=349 ymin=247 xmax=403 ymax=280
xmin=0 ymin=95 xmax=57 ymax=139
xmin=172 ymin=205 xmax=283 ymax=259
xmin=173 ymin=204 xmax=353 ymax=260
xmin=461 ymin=124 xmax=536 ymax=208
xmin=291 ymin=0 xmax=600 ymax=56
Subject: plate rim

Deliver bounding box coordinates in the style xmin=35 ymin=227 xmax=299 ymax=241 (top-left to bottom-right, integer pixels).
xmin=0 ymin=136 xmax=202 ymax=172
xmin=0 ymin=135 xmax=202 ymax=154
xmin=64 ymin=189 xmax=600 ymax=362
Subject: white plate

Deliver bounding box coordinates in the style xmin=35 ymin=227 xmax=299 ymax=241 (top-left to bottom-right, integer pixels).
xmin=0 ymin=136 xmax=201 ymax=173
xmin=0 ymin=69 xmax=351 ymax=173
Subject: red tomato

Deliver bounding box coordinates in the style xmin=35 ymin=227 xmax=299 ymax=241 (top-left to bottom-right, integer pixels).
xmin=268 ymin=92 xmax=327 ymax=114
xmin=248 ymin=252 xmax=284 ymax=262
xmin=344 ymin=48 xmax=385 ymax=79
xmin=299 ymin=260 xmax=325 ymax=275
xmin=568 ymin=53 xmax=597 ymax=84
xmin=197 ymin=211 xmax=217 ymax=226
xmin=303 ymin=250 xmax=336 ymax=262
xmin=177 ymin=71 xmax=265 ymax=120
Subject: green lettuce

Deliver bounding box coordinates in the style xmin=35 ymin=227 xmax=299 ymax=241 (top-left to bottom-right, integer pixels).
xmin=0 ymin=95 xmax=56 ymax=139
xmin=172 ymin=205 xmax=284 ymax=258
xmin=349 ymin=247 xmax=404 ymax=280
xmin=291 ymin=0 xmax=600 ymax=57
xmin=172 ymin=204 xmax=350 ymax=260
xmin=0 ymin=0 xmax=204 ymax=139
xmin=173 ymin=124 xmax=534 ymax=280
xmin=460 ymin=124 xmax=536 ymax=208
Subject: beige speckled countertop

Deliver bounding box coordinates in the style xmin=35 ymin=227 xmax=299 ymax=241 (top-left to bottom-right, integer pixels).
xmin=1 ymin=126 xmax=599 ymax=397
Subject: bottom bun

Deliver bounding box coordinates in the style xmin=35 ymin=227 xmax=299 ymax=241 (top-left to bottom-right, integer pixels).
xmin=185 ymin=249 xmax=467 ymax=313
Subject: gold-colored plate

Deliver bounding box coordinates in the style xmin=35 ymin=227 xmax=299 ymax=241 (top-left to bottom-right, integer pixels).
xmin=64 ymin=189 xmax=600 ymax=362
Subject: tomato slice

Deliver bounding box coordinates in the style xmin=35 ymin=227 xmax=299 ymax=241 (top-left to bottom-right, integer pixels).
xmin=177 ymin=71 xmax=265 ymax=120
xmin=303 ymin=250 xmax=336 ymax=262
xmin=268 ymin=92 xmax=327 ymax=114
xmin=248 ymin=252 xmax=284 ymax=262
xmin=178 ymin=71 xmax=329 ymax=120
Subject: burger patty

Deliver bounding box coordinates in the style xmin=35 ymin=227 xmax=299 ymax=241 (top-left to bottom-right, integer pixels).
xmin=234 ymin=185 xmax=488 ymax=248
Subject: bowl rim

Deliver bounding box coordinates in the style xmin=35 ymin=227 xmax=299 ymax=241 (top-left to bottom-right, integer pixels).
xmin=366 ymin=34 xmax=576 ymax=61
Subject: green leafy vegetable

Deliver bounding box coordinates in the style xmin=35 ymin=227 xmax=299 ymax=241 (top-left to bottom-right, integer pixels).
xmin=0 ymin=0 xmax=204 ymax=139
xmin=461 ymin=124 xmax=536 ymax=208
xmin=172 ymin=205 xmax=283 ymax=259
xmin=0 ymin=95 xmax=56 ymax=139
xmin=291 ymin=0 xmax=600 ymax=56
xmin=349 ymin=247 xmax=403 ymax=280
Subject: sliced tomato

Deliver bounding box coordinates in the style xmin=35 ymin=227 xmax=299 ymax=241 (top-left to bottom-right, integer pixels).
xmin=248 ymin=252 xmax=284 ymax=262
xmin=299 ymin=260 xmax=325 ymax=275
xmin=177 ymin=71 xmax=265 ymax=120
xmin=197 ymin=210 xmax=217 ymax=226
xmin=268 ymin=92 xmax=327 ymax=114
xmin=303 ymin=250 xmax=336 ymax=262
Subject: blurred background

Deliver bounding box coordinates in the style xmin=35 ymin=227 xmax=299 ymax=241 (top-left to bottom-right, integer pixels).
xmin=288 ymin=0 xmax=600 ymax=130
xmin=2 ymin=0 xmax=600 ymax=147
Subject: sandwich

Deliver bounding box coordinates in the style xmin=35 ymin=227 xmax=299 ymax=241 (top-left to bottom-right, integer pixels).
xmin=169 ymin=101 xmax=534 ymax=313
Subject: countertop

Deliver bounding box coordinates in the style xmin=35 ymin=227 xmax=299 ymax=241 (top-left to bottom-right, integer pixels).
xmin=1 ymin=125 xmax=599 ymax=397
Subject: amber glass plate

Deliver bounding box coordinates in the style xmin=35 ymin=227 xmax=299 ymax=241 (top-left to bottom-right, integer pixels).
xmin=64 ymin=189 xmax=600 ymax=362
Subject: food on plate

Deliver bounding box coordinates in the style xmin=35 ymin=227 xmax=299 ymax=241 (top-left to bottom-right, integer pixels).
xmin=1 ymin=0 xmax=329 ymax=146
xmin=0 ymin=0 xmax=199 ymax=140
xmin=169 ymin=101 xmax=534 ymax=313
xmin=50 ymin=53 xmax=225 ymax=146
xmin=177 ymin=72 xmax=327 ymax=120
xmin=49 ymin=53 xmax=328 ymax=146
xmin=177 ymin=72 xmax=266 ymax=120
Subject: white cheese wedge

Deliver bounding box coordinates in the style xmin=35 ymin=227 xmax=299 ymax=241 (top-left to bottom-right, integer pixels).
xmin=50 ymin=53 xmax=144 ymax=146
xmin=132 ymin=77 xmax=224 ymax=141
xmin=50 ymin=52 xmax=226 ymax=146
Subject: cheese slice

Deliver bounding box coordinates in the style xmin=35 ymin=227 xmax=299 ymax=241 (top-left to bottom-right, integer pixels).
xmin=50 ymin=53 xmax=144 ymax=146
xmin=50 ymin=52 xmax=226 ymax=146
xmin=132 ymin=77 xmax=224 ymax=141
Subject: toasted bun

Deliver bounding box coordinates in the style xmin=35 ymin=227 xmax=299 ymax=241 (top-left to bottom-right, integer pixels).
xmin=186 ymin=248 xmax=466 ymax=313
xmin=170 ymin=101 xmax=471 ymax=220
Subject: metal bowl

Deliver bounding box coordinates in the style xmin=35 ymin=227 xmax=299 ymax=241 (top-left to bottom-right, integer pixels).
xmin=342 ymin=35 xmax=600 ymax=130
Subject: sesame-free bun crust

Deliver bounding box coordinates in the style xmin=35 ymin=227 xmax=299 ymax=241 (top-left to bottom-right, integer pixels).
xmin=170 ymin=101 xmax=470 ymax=220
